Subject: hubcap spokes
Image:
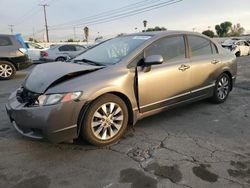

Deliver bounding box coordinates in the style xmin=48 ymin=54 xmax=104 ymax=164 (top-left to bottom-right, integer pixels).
xmin=0 ymin=64 xmax=12 ymax=78
xmin=217 ymin=76 xmax=229 ymax=100
xmin=91 ymin=102 xmax=123 ymax=140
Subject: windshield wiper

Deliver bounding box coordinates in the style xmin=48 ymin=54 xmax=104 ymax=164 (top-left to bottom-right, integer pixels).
xmin=74 ymin=59 xmax=105 ymax=66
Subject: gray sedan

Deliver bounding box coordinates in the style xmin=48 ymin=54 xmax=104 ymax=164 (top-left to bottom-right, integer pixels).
xmin=6 ymin=31 xmax=237 ymax=146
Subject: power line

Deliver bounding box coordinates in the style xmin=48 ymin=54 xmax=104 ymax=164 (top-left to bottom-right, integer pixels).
xmin=84 ymin=0 xmax=182 ymax=27
xmin=14 ymin=0 xmax=56 ymax=27
xmin=14 ymin=7 xmax=40 ymax=26
xmin=50 ymin=0 xmax=161 ymax=28
xmin=32 ymin=0 xmax=183 ymax=40
xmin=50 ymin=0 xmax=183 ymax=30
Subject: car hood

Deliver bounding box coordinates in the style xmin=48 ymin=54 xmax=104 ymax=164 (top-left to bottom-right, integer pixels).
xmin=24 ymin=62 xmax=104 ymax=94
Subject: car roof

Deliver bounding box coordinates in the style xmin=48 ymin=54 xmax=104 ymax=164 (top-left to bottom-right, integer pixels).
xmin=0 ymin=34 xmax=16 ymax=37
xmin=126 ymin=30 xmax=204 ymax=37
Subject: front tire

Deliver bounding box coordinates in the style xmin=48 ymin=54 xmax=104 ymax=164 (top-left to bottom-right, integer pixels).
xmin=0 ymin=61 xmax=16 ymax=80
xmin=81 ymin=94 xmax=128 ymax=146
xmin=211 ymin=73 xmax=231 ymax=104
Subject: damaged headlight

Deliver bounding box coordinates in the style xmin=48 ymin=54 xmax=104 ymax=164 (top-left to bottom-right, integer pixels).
xmin=37 ymin=91 xmax=82 ymax=106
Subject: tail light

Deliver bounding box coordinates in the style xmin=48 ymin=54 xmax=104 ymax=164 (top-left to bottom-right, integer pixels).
xmin=40 ymin=51 xmax=48 ymax=57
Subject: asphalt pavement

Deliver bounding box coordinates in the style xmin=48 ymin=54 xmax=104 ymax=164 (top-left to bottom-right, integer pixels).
xmin=0 ymin=57 xmax=250 ymax=188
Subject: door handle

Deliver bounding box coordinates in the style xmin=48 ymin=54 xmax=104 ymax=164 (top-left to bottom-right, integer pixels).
xmin=211 ymin=59 xmax=220 ymax=64
xmin=178 ymin=64 xmax=190 ymax=71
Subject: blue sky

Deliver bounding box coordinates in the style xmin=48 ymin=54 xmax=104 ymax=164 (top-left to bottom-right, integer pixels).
xmin=0 ymin=0 xmax=249 ymax=41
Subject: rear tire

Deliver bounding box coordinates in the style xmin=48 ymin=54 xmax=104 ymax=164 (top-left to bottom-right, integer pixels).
xmin=235 ymin=51 xmax=241 ymax=57
xmin=81 ymin=94 xmax=128 ymax=146
xmin=0 ymin=61 xmax=16 ymax=80
xmin=210 ymin=73 xmax=231 ymax=104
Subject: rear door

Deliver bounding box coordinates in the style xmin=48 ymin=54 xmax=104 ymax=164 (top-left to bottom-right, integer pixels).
xmin=137 ymin=35 xmax=192 ymax=113
xmin=187 ymin=35 xmax=221 ymax=96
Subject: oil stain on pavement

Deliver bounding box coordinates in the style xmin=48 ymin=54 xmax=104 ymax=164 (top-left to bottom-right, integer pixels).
xmin=227 ymin=160 xmax=250 ymax=183
xmin=145 ymin=162 xmax=182 ymax=183
xmin=192 ymin=164 xmax=218 ymax=183
xmin=119 ymin=168 xmax=157 ymax=188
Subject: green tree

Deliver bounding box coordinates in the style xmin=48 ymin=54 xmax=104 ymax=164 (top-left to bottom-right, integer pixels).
xmin=145 ymin=26 xmax=167 ymax=32
xmin=230 ymin=24 xmax=245 ymax=36
xmin=28 ymin=37 xmax=38 ymax=43
xmin=215 ymin=21 xmax=232 ymax=37
xmin=67 ymin=38 xmax=74 ymax=42
xmin=202 ymin=30 xmax=215 ymax=38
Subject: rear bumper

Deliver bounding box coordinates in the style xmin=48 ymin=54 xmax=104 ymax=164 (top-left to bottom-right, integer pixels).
xmin=39 ymin=57 xmax=55 ymax=62
xmin=5 ymin=91 xmax=85 ymax=143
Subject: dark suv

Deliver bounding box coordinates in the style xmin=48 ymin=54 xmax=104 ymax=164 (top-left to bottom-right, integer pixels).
xmin=0 ymin=34 xmax=31 ymax=80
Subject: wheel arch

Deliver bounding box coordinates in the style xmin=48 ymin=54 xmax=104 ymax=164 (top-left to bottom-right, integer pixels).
xmin=0 ymin=58 xmax=17 ymax=69
xmin=77 ymin=91 xmax=135 ymax=137
xmin=55 ymin=56 xmax=67 ymax=61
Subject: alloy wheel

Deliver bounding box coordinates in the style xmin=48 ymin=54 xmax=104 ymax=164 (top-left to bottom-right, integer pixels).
xmin=91 ymin=102 xmax=124 ymax=140
xmin=0 ymin=64 xmax=13 ymax=78
xmin=217 ymin=76 xmax=229 ymax=100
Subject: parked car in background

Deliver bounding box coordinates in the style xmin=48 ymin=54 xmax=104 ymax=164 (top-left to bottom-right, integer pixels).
xmin=6 ymin=31 xmax=237 ymax=146
xmin=0 ymin=34 xmax=31 ymax=80
xmin=40 ymin=44 xmax=87 ymax=62
xmin=222 ymin=39 xmax=250 ymax=57
xmin=25 ymin=41 xmax=46 ymax=61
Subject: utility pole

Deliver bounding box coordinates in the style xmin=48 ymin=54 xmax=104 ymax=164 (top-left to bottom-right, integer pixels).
xmin=8 ymin=25 xmax=14 ymax=34
xmin=39 ymin=4 xmax=49 ymax=42
xmin=73 ymin=27 xmax=76 ymax=41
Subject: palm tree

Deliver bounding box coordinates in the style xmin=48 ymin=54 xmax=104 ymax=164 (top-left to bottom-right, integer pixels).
xmin=84 ymin=26 xmax=89 ymax=43
xmin=143 ymin=20 xmax=148 ymax=32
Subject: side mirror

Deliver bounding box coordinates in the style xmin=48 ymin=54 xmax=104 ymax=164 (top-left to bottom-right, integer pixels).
xmin=144 ymin=55 xmax=164 ymax=66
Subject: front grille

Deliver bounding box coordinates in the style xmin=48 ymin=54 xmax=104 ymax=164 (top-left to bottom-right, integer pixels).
xmin=16 ymin=87 xmax=39 ymax=105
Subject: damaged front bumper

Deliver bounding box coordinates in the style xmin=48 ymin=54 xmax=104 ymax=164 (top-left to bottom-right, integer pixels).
xmin=5 ymin=90 xmax=85 ymax=143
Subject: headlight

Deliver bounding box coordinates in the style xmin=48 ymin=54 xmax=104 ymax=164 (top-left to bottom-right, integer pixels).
xmin=37 ymin=91 xmax=82 ymax=106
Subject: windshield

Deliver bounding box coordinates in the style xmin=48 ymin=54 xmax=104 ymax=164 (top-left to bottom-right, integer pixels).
xmin=74 ymin=35 xmax=151 ymax=65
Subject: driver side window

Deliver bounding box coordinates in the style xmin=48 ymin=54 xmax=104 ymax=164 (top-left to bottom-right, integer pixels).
xmin=145 ymin=36 xmax=186 ymax=63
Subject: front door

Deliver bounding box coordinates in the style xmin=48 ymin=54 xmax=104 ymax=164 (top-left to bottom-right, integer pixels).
xmin=137 ymin=35 xmax=191 ymax=113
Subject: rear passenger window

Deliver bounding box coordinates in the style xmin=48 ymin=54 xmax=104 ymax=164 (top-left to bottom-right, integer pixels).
xmin=0 ymin=37 xmax=12 ymax=46
xmin=145 ymin=36 xmax=186 ymax=62
xmin=188 ymin=36 xmax=213 ymax=57
xmin=59 ymin=45 xmax=76 ymax=51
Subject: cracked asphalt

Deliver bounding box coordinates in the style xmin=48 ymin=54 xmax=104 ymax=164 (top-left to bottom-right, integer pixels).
xmin=0 ymin=56 xmax=250 ymax=188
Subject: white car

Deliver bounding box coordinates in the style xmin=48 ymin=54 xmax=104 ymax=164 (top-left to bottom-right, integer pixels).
xmin=25 ymin=41 xmax=46 ymax=61
xmin=40 ymin=44 xmax=87 ymax=62
xmin=222 ymin=39 xmax=250 ymax=57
